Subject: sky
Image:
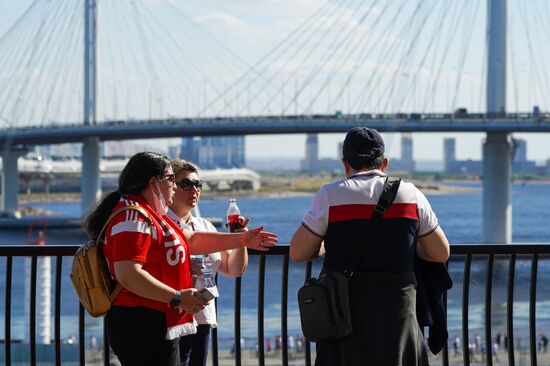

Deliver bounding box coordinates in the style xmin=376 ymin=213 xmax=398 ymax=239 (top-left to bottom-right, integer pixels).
xmin=0 ymin=0 xmax=549 ymax=162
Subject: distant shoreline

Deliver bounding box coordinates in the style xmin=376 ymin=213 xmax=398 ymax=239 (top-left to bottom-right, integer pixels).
xmin=16 ymin=179 xmax=550 ymax=205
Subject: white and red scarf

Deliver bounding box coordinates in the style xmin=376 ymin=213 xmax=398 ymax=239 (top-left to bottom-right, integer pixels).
xmin=146 ymin=206 xmax=196 ymax=340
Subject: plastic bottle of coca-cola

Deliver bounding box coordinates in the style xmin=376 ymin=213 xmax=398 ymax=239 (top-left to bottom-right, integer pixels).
xmin=226 ymin=198 xmax=241 ymax=232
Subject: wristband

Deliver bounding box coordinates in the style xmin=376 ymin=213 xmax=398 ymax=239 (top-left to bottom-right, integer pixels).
xmin=170 ymin=291 xmax=181 ymax=307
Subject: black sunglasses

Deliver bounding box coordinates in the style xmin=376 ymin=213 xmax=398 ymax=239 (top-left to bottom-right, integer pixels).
xmin=177 ymin=178 xmax=203 ymax=190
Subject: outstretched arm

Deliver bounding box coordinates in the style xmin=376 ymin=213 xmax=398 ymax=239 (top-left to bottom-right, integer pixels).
xmin=187 ymin=225 xmax=278 ymax=254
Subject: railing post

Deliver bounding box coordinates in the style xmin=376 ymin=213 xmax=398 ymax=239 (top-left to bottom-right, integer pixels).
xmin=507 ymin=254 xmax=516 ymax=366
xmin=54 ymin=256 xmax=62 ymax=366
xmin=304 ymin=261 xmax=313 ymax=366
xmin=485 ymin=254 xmax=494 ymax=366
xmin=257 ymin=255 xmax=266 ymax=366
xmin=4 ymin=256 xmax=13 ymax=365
xmin=79 ymin=305 xmax=85 ymax=366
xmin=529 ymin=254 xmax=539 ymax=366
xmin=281 ymin=255 xmax=289 ymax=366
xmin=462 ymin=254 xmax=472 ymax=366
xmin=30 ymin=256 xmax=37 ymax=366
xmin=234 ymin=277 xmax=242 ymax=366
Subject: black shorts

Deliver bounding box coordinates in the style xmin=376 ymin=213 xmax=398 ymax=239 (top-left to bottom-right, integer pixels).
xmin=107 ymin=306 xmax=179 ymax=366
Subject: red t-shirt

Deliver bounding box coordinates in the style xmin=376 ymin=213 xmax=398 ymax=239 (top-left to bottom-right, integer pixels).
xmin=103 ymin=194 xmax=191 ymax=312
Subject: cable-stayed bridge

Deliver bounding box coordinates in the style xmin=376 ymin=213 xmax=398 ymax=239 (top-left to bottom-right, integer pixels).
xmin=1 ymin=0 xmax=550 ymax=243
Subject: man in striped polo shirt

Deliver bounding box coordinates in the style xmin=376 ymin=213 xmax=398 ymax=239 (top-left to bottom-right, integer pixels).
xmin=290 ymin=127 xmax=450 ymax=366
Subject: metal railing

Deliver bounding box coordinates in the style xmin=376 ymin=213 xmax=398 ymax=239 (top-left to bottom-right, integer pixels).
xmin=1 ymin=244 xmax=550 ymax=366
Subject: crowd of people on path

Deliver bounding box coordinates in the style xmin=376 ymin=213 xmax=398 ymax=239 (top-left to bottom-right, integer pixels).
xmin=229 ymin=334 xmax=306 ymax=357
xmin=452 ymin=332 xmax=549 ymax=361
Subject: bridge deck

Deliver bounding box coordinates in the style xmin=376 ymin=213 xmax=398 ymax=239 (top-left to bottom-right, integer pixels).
xmin=2 ymin=114 xmax=550 ymax=148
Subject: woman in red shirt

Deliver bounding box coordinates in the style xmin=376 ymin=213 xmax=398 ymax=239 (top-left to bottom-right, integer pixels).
xmin=83 ymin=152 xmax=277 ymax=366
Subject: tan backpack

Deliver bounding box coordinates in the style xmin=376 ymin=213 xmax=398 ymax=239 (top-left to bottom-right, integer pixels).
xmin=70 ymin=205 xmax=153 ymax=317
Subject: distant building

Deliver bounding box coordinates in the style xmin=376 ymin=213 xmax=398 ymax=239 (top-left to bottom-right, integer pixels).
xmin=179 ymin=136 xmax=245 ymax=169
xmin=512 ymin=138 xmax=527 ymax=163
xmin=443 ymin=138 xmax=456 ymax=172
xmin=302 ymin=134 xmax=319 ymax=172
xmin=400 ymin=133 xmax=415 ymax=172
xmin=300 ymin=134 xmax=342 ymax=172
xmin=442 ymin=137 xmax=538 ymax=175
xmin=180 ymin=137 xmax=201 ymax=162
xmin=389 ymin=134 xmax=415 ymax=172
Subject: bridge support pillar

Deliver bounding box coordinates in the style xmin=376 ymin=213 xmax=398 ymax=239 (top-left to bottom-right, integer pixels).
xmin=483 ymin=132 xmax=512 ymax=243
xmin=1 ymin=146 xmax=27 ymax=216
xmin=81 ymin=137 xmax=101 ymax=215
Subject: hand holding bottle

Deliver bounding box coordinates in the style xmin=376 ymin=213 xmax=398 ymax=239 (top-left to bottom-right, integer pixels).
xmin=226 ymin=198 xmax=244 ymax=232
xmin=225 ymin=215 xmax=249 ymax=233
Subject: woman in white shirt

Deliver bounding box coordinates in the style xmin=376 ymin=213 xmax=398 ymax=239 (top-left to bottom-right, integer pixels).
xmin=167 ymin=159 xmax=248 ymax=366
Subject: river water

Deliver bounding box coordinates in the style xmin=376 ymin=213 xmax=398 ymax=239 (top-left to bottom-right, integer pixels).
xmin=1 ymin=180 xmax=549 ymax=349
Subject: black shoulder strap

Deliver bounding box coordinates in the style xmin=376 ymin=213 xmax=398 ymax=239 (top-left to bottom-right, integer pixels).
xmin=372 ymin=177 xmax=401 ymax=219
xmin=345 ymin=177 xmax=401 ymax=275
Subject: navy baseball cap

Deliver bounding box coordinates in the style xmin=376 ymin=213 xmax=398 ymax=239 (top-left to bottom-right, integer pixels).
xmin=342 ymin=127 xmax=385 ymax=159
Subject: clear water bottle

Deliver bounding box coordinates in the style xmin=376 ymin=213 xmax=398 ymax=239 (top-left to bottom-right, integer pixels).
xmin=226 ymin=198 xmax=241 ymax=232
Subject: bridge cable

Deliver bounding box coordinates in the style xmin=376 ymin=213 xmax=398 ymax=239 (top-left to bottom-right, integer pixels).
xmin=354 ymin=0 xmax=425 ymax=113
xmin=51 ymin=3 xmax=83 ymax=125
xmin=383 ymin=0 xmax=436 ymax=113
xmin=303 ymin=0 xmax=384 ymax=114
xmin=197 ymin=0 xmax=341 ymax=116
xmin=227 ymin=0 xmax=347 ymax=116
xmin=33 ymin=0 xmax=78 ymax=125
xmin=0 ymin=3 xmax=45 ymax=125
xmin=277 ymin=0 xmax=366 ymax=115
xmin=420 ymin=0 xmax=465 ymax=113
xmin=160 ymin=0 xmax=263 ymax=100
xmin=131 ymin=0 xmax=237 ymax=117
xmin=449 ymin=0 xmax=480 ymax=113
xmin=525 ymin=0 xmax=550 ymax=109
xmin=0 ymin=0 xmax=63 ymax=127
xmin=324 ymin=0 xmax=395 ymax=114
xmin=233 ymin=0 xmax=352 ymax=116
xmin=259 ymin=0 xmax=365 ymax=115
xmin=350 ymin=0 xmax=421 ymax=113
xmin=22 ymin=0 xmax=70 ymax=124
xmin=515 ymin=0 xmax=548 ymax=111
xmin=402 ymin=1 xmax=452 ymax=113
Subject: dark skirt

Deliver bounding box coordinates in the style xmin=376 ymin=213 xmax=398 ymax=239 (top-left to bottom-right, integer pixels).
xmin=315 ymin=272 xmax=429 ymax=366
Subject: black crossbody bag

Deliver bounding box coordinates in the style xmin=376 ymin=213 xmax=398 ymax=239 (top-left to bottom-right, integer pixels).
xmin=297 ymin=177 xmax=401 ymax=342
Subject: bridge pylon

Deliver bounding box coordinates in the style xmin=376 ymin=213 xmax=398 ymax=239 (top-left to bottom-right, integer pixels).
xmin=1 ymin=146 xmax=28 ymax=216
xmin=483 ymin=0 xmax=511 ymax=243
xmin=81 ymin=137 xmax=101 ymax=215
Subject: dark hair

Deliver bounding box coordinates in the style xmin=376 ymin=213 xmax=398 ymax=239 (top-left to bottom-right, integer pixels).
xmin=345 ymin=153 xmax=385 ymax=171
xmin=171 ymin=159 xmax=199 ymax=177
xmin=83 ymin=152 xmax=170 ymax=239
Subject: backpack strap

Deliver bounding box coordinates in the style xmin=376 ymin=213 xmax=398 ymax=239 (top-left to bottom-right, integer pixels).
xmin=96 ymin=204 xmax=153 ymax=243
xmin=344 ymin=177 xmax=402 ymax=276
xmin=96 ymin=204 xmax=154 ymax=301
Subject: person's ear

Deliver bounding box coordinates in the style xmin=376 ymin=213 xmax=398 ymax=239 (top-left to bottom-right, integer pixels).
xmin=342 ymin=158 xmax=351 ymax=176
xmin=381 ymin=157 xmax=389 ymax=172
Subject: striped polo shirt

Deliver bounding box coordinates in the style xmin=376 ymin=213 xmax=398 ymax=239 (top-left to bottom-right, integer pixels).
xmin=302 ymin=170 xmax=439 ymax=273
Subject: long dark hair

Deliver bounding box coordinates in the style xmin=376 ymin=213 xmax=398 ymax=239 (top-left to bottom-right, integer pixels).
xmin=83 ymin=151 xmax=170 ymax=239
